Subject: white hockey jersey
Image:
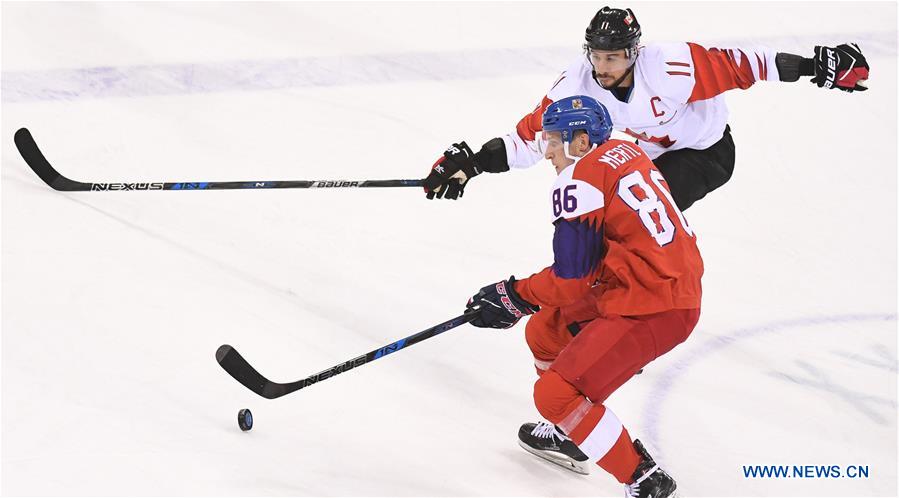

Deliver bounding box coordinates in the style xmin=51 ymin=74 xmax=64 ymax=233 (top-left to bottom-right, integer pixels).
xmin=503 ymin=42 xmax=780 ymax=164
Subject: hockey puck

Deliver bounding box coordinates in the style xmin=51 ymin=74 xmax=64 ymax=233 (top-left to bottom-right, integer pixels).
xmin=237 ymin=408 xmax=253 ymax=431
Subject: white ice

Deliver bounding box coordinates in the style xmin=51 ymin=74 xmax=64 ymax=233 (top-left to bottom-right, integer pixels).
xmin=1 ymin=2 xmax=896 ymax=496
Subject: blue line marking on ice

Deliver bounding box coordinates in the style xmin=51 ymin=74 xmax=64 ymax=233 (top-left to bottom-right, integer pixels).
xmin=2 ymin=31 xmax=894 ymax=103
xmin=768 ymin=358 xmax=897 ymax=425
xmin=641 ymin=313 xmax=897 ymax=461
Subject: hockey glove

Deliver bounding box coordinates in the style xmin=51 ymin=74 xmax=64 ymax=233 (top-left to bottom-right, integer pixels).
xmin=466 ymin=277 xmax=539 ymax=329
xmin=423 ymin=142 xmax=477 ymax=200
xmin=423 ymin=138 xmax=509 ymax=200
xmin=811 ymin=43 xmax=869 ymax=92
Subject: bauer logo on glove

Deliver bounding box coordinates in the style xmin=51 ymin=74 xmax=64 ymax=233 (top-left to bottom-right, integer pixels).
xmin=812 ymin=43 xmax=869 ymax=92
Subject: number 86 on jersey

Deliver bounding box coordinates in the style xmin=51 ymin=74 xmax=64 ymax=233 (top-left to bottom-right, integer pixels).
xmin=550 ymin=162 xmax=693 ymax=249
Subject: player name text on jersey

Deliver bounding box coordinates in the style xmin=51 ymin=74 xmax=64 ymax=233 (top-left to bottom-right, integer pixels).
xmin=596 ymin=142 xmax=641 ymax=169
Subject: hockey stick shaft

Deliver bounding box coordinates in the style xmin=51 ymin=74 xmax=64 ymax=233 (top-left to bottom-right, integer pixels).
xmin=14 ymin=127 xmax=423 ymax=191
xmin=216 ymin=310 xmax=479 ymax=399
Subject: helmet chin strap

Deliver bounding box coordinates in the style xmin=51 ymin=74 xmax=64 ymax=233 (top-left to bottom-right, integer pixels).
xmin=563 ymin=141 xmax=598 ymax=163
xmin=597 ymin=63 xmax=635 ymax=89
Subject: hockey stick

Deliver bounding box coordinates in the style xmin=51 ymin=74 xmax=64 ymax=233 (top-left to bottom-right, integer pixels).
xmin=216 ymin=310 xmax=480 ymax=399
xmin=13 ymin=128 xmax=423 ymax=192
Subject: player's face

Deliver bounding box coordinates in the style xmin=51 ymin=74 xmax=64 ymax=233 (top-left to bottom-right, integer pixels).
xmin=587 ymin=48 xmax=633 ymax=87
xmin=543 ymin=131 xmax=587 ymax=173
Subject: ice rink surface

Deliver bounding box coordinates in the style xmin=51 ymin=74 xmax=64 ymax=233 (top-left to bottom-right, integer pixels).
xmin=1 ymin=2 xmax=897 ymax=496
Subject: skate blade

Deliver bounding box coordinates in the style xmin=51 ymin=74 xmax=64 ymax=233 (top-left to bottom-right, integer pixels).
xmin=517 ymin=440 xmax=591 ymax=475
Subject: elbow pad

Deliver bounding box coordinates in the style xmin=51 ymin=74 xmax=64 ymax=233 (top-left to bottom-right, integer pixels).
xmin=776 ymin=52 xmax=814 ymax=82
xmin=475 ymin=137 xmax=510 ymax=174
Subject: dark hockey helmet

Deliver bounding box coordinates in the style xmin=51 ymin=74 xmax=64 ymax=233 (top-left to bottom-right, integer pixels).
xmin=584 ymin=6 xmax=641 ymax=53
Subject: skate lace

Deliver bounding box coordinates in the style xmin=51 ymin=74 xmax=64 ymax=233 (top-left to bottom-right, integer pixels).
xmin=530 ymin=421 xmax=565 ymax=440
xmin=624 ymin=464 xmax=659 ymax=497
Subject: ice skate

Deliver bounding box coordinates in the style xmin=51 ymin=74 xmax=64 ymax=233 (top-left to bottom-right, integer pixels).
xmin=517 ymin=421 xmax=591 ymax=475
xmin=624 ymin=439 xmax=677 ymax=498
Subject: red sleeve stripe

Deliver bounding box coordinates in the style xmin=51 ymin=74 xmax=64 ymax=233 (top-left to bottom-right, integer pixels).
xmin=666 ymin=71 xmax=691 ymax=76
xmin=666 ymin=61 xmax=691 ymax=67
xmin=756 ymin=53 xmax=768 ymax=81
xmin=688 ymin=42 xmax=758 ymax=102
xmin=516 ymin=95 xmax=554 ymax=142
xmin=549 ymin=74 xmax=566 ymax=91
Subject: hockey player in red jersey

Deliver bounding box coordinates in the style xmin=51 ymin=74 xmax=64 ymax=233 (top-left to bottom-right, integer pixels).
xmin=423 ymin=6 xmax=870 ymax=210
xmin=465 ymin=95 xmax=702 ymax=497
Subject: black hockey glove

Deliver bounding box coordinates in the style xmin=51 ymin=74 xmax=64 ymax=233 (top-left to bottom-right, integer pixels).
xmin=811 ymin=43 xmax=869 ymax=92
xmin=423 ymin=142 xmax=476 ymax=200
xmin=423 ymin=138 xmax=509 ymax=200
xmin=466 ymin=277 xmax=539 ymax=329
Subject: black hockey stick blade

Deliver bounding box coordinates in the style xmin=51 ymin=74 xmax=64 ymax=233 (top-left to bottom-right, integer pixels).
xmin=216 ymin=311 xmax=478 ymax=399
xmin=216 ymin=345 xmax=287 ymax=399
xmin=14 ymin=128 xmax=90 ymax=191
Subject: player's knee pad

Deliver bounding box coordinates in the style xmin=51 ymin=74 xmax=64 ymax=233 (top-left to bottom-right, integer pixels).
xmin=533 ymin=369 xmax=584 ymax=424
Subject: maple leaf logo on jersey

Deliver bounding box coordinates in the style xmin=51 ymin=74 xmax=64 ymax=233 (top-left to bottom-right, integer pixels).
xmin=624 ymin=128 xmax=677 ymax=148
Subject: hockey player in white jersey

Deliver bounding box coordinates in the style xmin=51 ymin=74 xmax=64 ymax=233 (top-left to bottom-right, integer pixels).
xmin=423 ymin=6 xmax=869 ymax=210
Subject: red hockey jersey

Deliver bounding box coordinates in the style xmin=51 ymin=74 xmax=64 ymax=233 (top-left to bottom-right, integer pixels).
xmin=514 ymin=139 xmax=703 ymax=316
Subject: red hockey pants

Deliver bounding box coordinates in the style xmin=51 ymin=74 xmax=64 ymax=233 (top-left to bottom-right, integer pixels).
xmin=525 ymin=297 xmax=699 ymax=483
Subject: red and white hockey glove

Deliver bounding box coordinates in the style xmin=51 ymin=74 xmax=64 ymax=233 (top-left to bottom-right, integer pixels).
xmin=811 ymin=43 xmax=869 ymax=92
xmin=466 ymin=277 xmax=539 ymax=329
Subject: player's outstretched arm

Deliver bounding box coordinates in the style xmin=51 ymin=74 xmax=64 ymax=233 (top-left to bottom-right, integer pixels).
xmin=423 ymin=66 xmax=579 ymax=201
xmin=684 ymin=41 xmax=869 ymax=103
xmin=422 ymin=138 xmax=508 ymax=200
